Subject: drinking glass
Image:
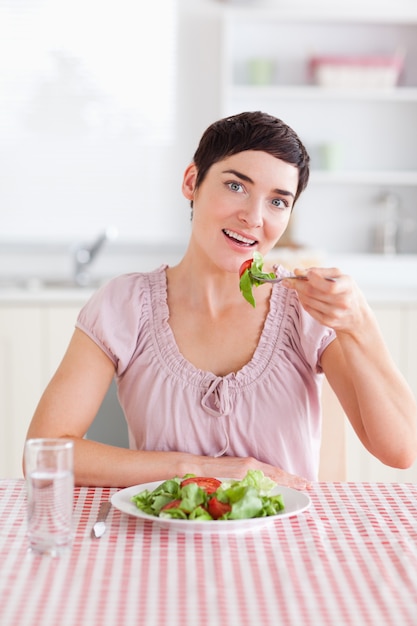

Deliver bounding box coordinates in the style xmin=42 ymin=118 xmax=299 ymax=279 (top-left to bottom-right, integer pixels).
xmin=24 ymin=438 xmax=74 ymax=556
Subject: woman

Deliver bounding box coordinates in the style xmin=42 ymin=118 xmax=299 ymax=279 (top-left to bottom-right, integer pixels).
xmin=25 ymin=111 xmax=417 ymax=488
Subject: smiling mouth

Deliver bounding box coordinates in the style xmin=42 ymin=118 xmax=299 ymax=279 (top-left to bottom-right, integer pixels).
xmin=223 ymin=229 xmax=257 ymax=247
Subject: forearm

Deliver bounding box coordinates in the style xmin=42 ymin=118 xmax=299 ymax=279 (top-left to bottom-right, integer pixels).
xmin=67 ymin=438 xmax=310 ymax=489
xmin=327 ymin=308 xmax=417 ymax=468
xmin=71 ymin=438 xmax=206 ymax=487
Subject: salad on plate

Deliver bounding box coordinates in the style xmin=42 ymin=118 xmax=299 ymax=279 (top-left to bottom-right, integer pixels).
xmin=131 ymin=470 xmax=285 ymax=521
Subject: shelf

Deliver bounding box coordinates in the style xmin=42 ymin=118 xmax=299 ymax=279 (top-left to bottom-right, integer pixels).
xmin=310 ymin=170 xmax=417 ymax=186
xmin=230 ymin=85 xmax=417 ymax=102
xmin=217 ymin=1 xmax=417 ymax=256
xmin=221 ymin=3 xmax=417 ymax=24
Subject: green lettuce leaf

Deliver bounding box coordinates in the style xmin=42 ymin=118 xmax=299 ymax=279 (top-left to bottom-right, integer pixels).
xmin=189 ymin=506 xmax=213 ymax=521
xmin=159 ymin=507 xmax=188 ymax=520
xmin=239 ymin=252 xmax=276 ymax=307
xmin=236 ymin=468 xmax=277 ymax=495
xmin=178 ymin=482 xmax=207 ymax=513
xmin=131 ymin=477 xmax=182 ymax=515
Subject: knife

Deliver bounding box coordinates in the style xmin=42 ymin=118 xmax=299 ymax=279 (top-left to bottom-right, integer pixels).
xmin=91 ymin=501 xmax=112 ymax=538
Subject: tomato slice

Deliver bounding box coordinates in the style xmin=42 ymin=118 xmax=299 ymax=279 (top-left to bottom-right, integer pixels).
xmin=239 ymin=259 xmax=253 ymax=278
xmin=207 ymin=497 xmax=232 ymax=520
xmin=161 ymin=499 xmax=182 ymax=510
xmin=180 ymin=477 xmax=222 ymax=494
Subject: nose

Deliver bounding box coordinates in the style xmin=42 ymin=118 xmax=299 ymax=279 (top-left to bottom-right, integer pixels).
xmin=239 ymin=198 xmax=263 ymax=228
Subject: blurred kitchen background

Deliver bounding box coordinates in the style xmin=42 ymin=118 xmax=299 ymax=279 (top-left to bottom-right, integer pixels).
xmin=1 ymin=0 xmax=417 ymax=481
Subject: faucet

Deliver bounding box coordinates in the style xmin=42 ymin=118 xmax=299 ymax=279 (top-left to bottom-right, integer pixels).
xmin=73 ymin=226 xmax=118 ymax=286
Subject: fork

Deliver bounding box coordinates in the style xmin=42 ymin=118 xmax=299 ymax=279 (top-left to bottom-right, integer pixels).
xmin=250 ymin=272 xmax=336 ymax=284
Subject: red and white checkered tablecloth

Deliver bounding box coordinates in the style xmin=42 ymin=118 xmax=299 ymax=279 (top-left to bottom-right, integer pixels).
xmin=1 ymin=480 xmax=416 ymax=626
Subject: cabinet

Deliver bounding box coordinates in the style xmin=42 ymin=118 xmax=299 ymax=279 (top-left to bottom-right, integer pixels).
xmin=216 ymin=3 xmax=417 ymax=255
xmin=0 ymin=303 xmax=79 ymax=478
xmin=0 ymin=306 xmax=43 ymax=478
xmin=0 ymin=301 xmax=127 ymax=478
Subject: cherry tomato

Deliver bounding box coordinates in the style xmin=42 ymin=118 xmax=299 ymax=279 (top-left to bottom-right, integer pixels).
xmin=239 ymin=259 xmax=253 ymax=278
xmin=180 ymin=477 xmax=222 ymax=495
xmin=207 ymin=497 xmax=232 ymax=520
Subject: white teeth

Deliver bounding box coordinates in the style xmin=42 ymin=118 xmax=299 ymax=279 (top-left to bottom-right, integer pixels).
xmin=224 ymin=229 xmax=256 ymax=245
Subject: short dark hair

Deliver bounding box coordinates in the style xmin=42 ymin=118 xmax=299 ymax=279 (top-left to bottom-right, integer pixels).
xmin=192 ymin=111 xmax=310 ymax=205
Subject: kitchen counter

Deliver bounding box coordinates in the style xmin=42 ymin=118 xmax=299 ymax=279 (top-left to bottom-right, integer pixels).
xmin=0 ymin=286 xmax=95 ymax=304
xmin=0 ymin=252 xmax=416 ymax=304
xmin=329 ymin=253 xmax=417 ymax=303
xmin=1 ymin=285 xmax=416 ymax=305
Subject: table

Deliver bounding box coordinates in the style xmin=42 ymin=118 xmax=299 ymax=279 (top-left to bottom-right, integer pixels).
xmin=1 ymin=480 xmax=417 ymax=626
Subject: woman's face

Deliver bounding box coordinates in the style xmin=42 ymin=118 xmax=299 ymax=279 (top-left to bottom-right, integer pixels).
xmin=182 ymin=150 xmax=299 ymax=273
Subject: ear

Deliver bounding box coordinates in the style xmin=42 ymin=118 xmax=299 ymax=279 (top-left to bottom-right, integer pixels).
xmin=182 ymin=163 xmax=197 ymax=201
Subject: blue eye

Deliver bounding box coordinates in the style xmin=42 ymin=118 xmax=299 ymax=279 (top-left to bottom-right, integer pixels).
xmin=228 ymin=181 xmax=244 ymax=192
xmin=272 ymin=198 xmax=287 ymax=208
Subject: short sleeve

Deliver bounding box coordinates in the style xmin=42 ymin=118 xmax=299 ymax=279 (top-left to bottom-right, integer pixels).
xmin=280 ymin=288 xmax=335 ymax=375
xmin=75 ymin=273 xmax=148 ymax=376
xmin=272 ymin=266 xmax=336 ymax=373
xmin=298 ymin=303 xmax=336 ymax=373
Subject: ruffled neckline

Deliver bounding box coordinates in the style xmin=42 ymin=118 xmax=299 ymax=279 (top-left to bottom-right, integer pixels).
xmin=148 ymin=265 xmax=291 ymax=390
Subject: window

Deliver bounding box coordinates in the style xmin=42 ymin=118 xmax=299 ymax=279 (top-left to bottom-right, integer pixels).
xmin=0 ymin=0 xmax=178 ymax=241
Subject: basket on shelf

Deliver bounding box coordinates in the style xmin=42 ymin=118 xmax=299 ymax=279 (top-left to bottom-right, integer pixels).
xmin=308 ymin=53 xmax=405 ymax=88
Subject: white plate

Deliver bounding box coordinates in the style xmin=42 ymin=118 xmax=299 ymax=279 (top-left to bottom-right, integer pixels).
xmin=111 ymin=479 xmax=311 ymax=534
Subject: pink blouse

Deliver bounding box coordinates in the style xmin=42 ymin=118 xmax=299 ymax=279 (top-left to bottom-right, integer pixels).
xmin=76 ymin=266 xmax=336 ymax=480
